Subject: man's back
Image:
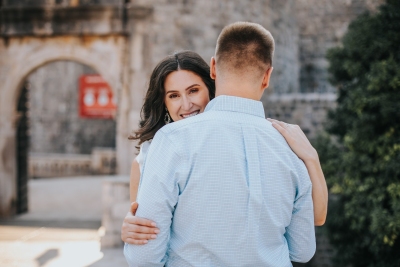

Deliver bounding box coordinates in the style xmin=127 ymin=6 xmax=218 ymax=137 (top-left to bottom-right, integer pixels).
xmin=125 ymin=96 xmax=315 ymax=267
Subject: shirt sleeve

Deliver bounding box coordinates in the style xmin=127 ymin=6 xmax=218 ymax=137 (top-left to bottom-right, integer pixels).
xmin=124 ymin=130 xmax=182 ymax=267
xmin=285 ymin=163 xmax=316 ymax=263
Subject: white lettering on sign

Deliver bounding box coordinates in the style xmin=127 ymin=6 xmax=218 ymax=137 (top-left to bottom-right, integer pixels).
xmin=98 ymin=89 xmax=109 ymax=107
xmin=83 ymin=89 xmax=95 ymax=107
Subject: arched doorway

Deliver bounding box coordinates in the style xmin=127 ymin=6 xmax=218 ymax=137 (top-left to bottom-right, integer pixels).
xmin=0 ymin=35 xmax=127 ymax=217
xmin=15 ymin=60 xmax=117 ymax=218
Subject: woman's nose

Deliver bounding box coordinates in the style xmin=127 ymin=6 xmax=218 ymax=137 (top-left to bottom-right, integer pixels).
xmin=181 ymin=96 xmax=193 ymax=110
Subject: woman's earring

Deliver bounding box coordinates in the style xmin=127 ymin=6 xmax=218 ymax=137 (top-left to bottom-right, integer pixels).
xmin=164 ymin=108 xmax=171 ymax=124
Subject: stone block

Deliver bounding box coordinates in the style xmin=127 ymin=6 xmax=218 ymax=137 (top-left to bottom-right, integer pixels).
xmin=101 ymin=176 xmax=129 ymax=248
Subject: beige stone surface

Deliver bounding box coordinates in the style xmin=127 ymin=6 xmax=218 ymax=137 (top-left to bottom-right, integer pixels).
xmin=101 ymin=176 xmax=130 ymax=248
xmin=0 ymin=176 xmax=128 ymax=266
xmin=20 ymin=176 xmax=105 ymax=221
xmin=0 ymin=225 xmax=127 ymax=267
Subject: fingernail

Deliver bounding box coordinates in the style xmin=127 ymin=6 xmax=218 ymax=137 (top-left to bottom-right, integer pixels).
xmin=151 ymin=223 xmax=156 ymax=227
xmin=154 ymin=229 xmax=160 ymax=234
xmin=151 ymin=235 xmax=157 ymax=239
xmin=143 ymin=240 xmax=148 ymax=244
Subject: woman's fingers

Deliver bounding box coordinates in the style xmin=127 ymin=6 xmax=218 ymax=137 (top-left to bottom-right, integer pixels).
xmin=267 ymin=118 xmax=318 ymax=162
xmin=267 ymin=118 xmax=301 ymax=137
xmin=121 ymin=219 xmax=160 ymax=243
xmin=125 ymin=238 xmax=149 ymax=245
xmin=121 ymin=213 xmax=160 ymax=243
xmin=267 ymin=118 xmax=289 ymax=136
xmin=125 ymin=215 xmax=157 ymax=228
xmin=123 ymin=221 xmax=159 ymax=234
xmin=267 ymin=118 xmax=289 ymax=130
xmin=126 ymin=232 xmax=157 ymax=240
xmin=122 ymin=227 xmax=156 ymax=242
xmin=130 ymin=224 xmax=159 ymax=234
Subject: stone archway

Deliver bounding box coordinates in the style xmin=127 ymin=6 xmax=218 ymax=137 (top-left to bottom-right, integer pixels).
xmin=0 ymin=35 xmax=126 ymax=216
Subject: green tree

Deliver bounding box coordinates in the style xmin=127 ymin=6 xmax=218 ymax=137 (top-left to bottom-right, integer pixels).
xmin=320 ymin=0 xmax=400 ymax=266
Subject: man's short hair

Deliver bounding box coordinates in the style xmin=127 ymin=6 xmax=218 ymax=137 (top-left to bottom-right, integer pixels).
xmin=215 ymin=22 xmax=274 ymax=77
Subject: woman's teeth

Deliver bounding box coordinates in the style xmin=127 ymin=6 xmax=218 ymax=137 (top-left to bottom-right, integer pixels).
xmin=182 ymin=111 xmax=199 ymax=118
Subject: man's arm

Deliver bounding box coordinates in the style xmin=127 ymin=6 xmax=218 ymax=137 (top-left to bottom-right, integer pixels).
xmin=285 ymin=164 xmax=316 ymax=263
xmin=124 ymin=131 xmax=182 ymax=267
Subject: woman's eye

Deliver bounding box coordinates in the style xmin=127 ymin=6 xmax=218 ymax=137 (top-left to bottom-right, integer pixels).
xmin=189 ymin=88 xmax=199 ymax=94
xmin=169 ymin=94 xmax=178 ymax=99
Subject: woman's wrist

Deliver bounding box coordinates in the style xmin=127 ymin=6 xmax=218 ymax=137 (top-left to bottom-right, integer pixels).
xmin=302 ymin=149 xmax=320 ymax=166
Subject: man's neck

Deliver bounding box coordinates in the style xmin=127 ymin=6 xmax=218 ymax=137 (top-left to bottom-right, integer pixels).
xmin=215 ymin=82 xmax=262 ymax=101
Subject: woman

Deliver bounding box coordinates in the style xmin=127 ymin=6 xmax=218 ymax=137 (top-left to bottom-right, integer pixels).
xmin=122 ymin=51 xmax=328 ymax=245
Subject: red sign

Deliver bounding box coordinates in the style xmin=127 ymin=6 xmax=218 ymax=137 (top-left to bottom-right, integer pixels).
xmin=79 ymin=75 xmax=117 ymax=119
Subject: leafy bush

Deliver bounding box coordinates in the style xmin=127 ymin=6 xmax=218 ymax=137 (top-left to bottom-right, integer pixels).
xmin=319 ymin=0 xmax=400 ymax=266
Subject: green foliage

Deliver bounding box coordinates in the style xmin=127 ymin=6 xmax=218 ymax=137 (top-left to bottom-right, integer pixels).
xmin=319 ymin=0 xmax=400 ymax=266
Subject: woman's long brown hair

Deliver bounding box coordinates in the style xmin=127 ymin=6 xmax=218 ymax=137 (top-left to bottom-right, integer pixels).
xmin=129 ymin=51 xmax=215 ymax=149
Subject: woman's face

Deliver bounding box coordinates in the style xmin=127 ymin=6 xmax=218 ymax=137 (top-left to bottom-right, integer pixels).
xmin=164 ymin=70 xmax=210 ymax=122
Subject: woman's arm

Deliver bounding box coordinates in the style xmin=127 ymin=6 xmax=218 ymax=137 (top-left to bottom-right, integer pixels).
xmin=267 ymin=118 xmax=328 ymax=226
xmin=121 ymin=160 xmax=160 ymax=244
xmin=130 ymin=160 xmax=140 ymax=203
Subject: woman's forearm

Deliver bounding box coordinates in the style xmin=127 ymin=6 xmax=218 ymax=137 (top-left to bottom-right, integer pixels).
xmin=130 ymin=160 xmax=141 ymax=203
xmin=304 ymin=156 xmax=328 ymax=226
xmin=266 ymin=118 xmax=328 ymax=226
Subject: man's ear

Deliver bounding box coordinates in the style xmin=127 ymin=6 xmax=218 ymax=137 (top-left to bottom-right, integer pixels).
xmin=261 ymin=66 xmax=273 ymax=89
xmin=210 ymin=57 xmax=217 ymax=80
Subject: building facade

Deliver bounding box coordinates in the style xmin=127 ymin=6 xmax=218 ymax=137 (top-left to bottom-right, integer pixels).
xmin=0 ymin=0 xmax=382 ymax=214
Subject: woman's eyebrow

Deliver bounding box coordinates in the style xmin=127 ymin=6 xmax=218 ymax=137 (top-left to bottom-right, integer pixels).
xmin=185 ymin=84 xmax=200 ymax=91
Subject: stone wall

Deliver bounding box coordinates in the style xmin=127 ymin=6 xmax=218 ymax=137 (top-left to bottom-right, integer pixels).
xmin=128 ymin=0 xmax=384 ymax=97
xmin=132 ymin=0 xmax=300 ymax=95
xmin=2 ymin=0 xmax=124 ymax=6
xmin=0 ymin=2 xmax=125 ymax=36
xmin=101 ymin=176 xmax=130 ymax=248
xmin=294 ymin=0 xmax=384 ymax=93
xmin=264 ymin=93 xmax=337 ymax=139
xmin=29 ymin=148 xmax=116 ymax=178
xmin=27 ymin=61 xmax=116 ymax=155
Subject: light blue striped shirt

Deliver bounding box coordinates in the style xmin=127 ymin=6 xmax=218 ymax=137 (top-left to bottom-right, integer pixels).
xmin=124 ymin=95 xmax=315 ymax=267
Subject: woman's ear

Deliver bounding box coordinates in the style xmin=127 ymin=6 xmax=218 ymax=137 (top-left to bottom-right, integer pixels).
xmin=210 ymin=57 xmax=217 ymax=80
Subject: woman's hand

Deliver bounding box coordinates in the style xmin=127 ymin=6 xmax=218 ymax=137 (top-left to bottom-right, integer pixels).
xmin=267 ymin=118 xmax=318 ymax=163
xmin=121 ymin=202 xmax=160 ymax=245
xmin=267 ymin=118 xmax=328 ymax=226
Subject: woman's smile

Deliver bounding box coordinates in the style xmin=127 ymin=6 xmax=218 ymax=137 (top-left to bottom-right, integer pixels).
xmin=181 ymin=110 xmax=200 ymax=119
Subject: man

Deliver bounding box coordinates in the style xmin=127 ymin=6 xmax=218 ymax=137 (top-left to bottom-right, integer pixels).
xmin=124 ymin=22 xmax=315 ymax=266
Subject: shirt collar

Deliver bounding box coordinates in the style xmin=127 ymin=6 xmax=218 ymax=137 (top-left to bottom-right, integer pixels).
xmin=205 ymin=95 xmax=265 ymax=118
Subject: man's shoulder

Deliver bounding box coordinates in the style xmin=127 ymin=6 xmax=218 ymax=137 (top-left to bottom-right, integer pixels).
xmin=159 ymin=112 xmax=216 ymax=134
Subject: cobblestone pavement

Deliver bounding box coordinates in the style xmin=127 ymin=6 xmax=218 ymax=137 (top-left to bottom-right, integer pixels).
xmin=0 ymin=176 xmax=128 ymax=267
